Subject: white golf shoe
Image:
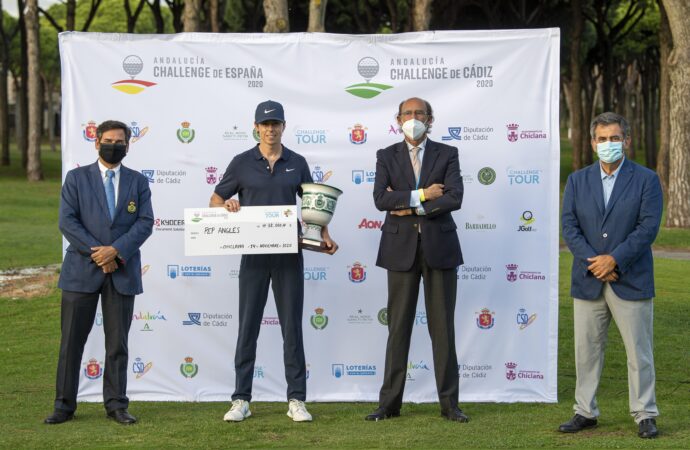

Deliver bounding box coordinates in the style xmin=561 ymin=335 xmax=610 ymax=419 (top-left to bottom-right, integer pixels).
xmin=223 ymin=399 xmax=251 ymax=422
xmin=287 ymin=399 xmax=313 ymax=422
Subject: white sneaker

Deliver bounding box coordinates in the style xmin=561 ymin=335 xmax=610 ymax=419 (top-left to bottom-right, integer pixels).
xmin=223 ymin=399 xmax=251 ymax=422
xmin=287 ymin=399 xmax=312 ymax=422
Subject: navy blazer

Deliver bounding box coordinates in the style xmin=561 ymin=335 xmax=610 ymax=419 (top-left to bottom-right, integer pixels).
xmin=562 ymin=159 xmax=662 ymax=300
xmin=373 ymin=139 xmax=463 ymax=271
xmin=58 ymin=162 xmax=154 ymax=295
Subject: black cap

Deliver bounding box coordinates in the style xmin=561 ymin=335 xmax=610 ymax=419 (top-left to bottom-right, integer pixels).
xmin=255 ymin=100 xmax=285 ymax=123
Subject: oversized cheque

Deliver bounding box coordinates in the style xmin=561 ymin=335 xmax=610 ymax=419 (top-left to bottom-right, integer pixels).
xmin=184 ymin=206 xmax=298 ymax=256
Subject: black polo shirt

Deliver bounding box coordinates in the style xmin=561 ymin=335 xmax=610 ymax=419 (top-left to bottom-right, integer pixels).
xmin=215 ymin=145 xmax=312 ymax=206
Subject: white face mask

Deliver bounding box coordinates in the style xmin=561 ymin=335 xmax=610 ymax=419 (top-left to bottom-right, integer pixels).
xmin=401 ymin=119 xmax=427 ymax=141
xmin=596 ymin=141 xmax=624 ymax=164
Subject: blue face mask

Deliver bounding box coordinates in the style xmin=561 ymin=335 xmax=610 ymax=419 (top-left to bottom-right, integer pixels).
xmin=596 ymin=141 xmax=624 ymax=164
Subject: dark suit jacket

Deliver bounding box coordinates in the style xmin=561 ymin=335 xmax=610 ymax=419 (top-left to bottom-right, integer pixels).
xmin=562 ymin=159 xmax=662 ymax=300
xmin=373 ymin=139 xmax=463 ymax=271
xmin=58 ymin=162 xmax=154 ymax=295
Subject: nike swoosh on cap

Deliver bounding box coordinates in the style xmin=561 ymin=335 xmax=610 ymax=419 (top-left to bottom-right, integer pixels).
xmin=264 ymin=109 xmax=276 ymax=114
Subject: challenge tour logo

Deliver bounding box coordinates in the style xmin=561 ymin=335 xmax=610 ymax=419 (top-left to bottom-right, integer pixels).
xmin=345 ymin=57 xmax=393 ymax=99
xmin=112 ymin=55 xmax=157 ymax=94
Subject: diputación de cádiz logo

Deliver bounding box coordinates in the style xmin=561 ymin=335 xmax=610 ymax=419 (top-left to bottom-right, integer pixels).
xmin=111 ymin=55 xmax=157 ymax=95
xmin=345 ymin=57 xmax=393 ymax=99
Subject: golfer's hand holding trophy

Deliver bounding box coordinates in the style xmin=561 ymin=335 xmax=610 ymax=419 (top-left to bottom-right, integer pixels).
xmin=299 ymin=182 xmax=342 ymax=253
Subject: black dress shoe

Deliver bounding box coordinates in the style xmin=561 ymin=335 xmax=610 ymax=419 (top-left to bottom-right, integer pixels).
xmin=107 ymin=409 xmax=137 ymax=424
xmin=365 ymin=407 xmax=400 ymax=421
xmin=44 ymin=410 xmax=74 ymax=424
xmin=441 ymin=406 xmax=469 ymax=422
xmin=638 ymin=418 xmax=658 ymax=438
xmin=558 ymin=414 xmax=597 ymax=433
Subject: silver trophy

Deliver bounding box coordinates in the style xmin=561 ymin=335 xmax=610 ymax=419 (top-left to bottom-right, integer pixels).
xmin=300 ymin=183 xmax=342 ymax=252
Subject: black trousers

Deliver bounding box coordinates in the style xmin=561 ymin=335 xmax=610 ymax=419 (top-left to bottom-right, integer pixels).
xmin=232 ymin=252 xmax=306 ymax=402
xmin=378 ymin=240 xmax=459 ymax=412
xmin=54 ymin=275 xmax=135 ymax=413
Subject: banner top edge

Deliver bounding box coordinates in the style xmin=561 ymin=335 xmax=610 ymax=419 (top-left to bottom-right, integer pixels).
xmin=58 ymin=28 xmax=560 ymax=44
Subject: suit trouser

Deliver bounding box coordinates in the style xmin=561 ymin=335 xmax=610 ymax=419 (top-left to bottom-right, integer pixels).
xmin=54 ymin=275 xmax=134 ymax=413
xmin=378 ymin=239 xmax=459 ymax=412
xmin=232 ymin=252 xmax=306 ymax=402
xmin=573 ymin=282 xmax=658 ymax=423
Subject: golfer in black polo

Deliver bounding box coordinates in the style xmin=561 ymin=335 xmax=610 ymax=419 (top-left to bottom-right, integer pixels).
xmin=209 ymin=100 xmax=337 ymax=422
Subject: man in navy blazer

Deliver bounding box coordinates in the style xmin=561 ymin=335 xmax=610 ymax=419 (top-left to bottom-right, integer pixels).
xmin=560 ymin=112 xmax=662 ymax=439
xmin=365 ymin=97 xmax=467 ymax=422
xmin=44 ymin=120 xmax=153 ymax=425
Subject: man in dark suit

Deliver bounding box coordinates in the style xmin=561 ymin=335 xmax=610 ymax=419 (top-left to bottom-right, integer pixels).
xmin=44 ymin=120 xmax=153 ymax=425
xmin=560 ymin=112 xmax=662 ymax=439
xmin=365 ymin=97 xmax=467 ymax=422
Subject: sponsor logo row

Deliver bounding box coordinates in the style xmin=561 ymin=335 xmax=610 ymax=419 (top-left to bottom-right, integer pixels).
xmin=153 ymin=210 xmax=539 ymax=235
xmin=84 ymin=357 xmax=542 ymax=383
xmin=156 ymin=263 xmax=546 ymax=284
xmin=94 ymin=306 xmax=537 ymax=333
xmin=138 ymin=165 xmax=543 ymax=190
xmin=82 ymin=119 xmax=546 ymax=146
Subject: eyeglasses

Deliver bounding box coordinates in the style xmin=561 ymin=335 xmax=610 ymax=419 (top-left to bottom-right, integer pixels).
xmin=400 ymin=110 xmax=428 ymax=119
xmin=595 ymin=135 xmax=623 ymax=143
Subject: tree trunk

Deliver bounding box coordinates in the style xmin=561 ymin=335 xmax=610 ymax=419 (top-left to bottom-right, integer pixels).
xmin=411 ymin=0 xmax=432 ymax=31
xmin=307 ymin=0 xmax=327 ymax=32
xmin=0 ymin=0 xmax=10 ymax=166
xmin=183 ymin=0 xmax=202 ymax=32
xmin=663 ymin=0 xmax=690 ymax=227
xmin=209 ymin=0 xmax=222 ymax=32
xmin=44 ymin=77 xmax=56 ymax=152
xmin=263 ymin=0 xmax=289 ymax=32
xmin=657 ymin=0 xmax=672 ymax=198
xmin=569 ymin=0 xmax=584 ymax=171
xmin=25 ymin=0 xmax=42 ymax=181
xmin=17 ymin=2 xmax=28 ymax=168
xmin=125 ymin=0 xmax=148 ymax=33
xmin=641 ymin=53 xmax=657 ymax=169
xmin=148 ymin=0 xmax=166 ymax=33
xmin=66 ymin=0 xmax=76 ymax=31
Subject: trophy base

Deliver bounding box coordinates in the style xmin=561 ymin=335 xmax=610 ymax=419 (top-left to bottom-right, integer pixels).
xmin=299 ymin=237 xmax=328 ymax=252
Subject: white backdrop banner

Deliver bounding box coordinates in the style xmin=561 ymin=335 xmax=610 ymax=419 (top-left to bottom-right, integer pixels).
xmin=59 ymin=29 xmax=560 ymax=403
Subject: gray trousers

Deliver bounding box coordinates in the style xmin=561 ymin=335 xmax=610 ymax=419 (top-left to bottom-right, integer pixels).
xmin=573 ymin=282 xmax=658 ymax=423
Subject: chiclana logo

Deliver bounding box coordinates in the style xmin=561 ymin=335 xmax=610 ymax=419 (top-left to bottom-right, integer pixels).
xmin=506 ymin=123 xmax=547 ymax=142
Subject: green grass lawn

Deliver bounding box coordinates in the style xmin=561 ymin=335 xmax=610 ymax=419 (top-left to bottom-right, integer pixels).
xmin=0 ymin=147 xmax=62 ymax=270
xmin=1 ymin=253 xmax=688 ymax=448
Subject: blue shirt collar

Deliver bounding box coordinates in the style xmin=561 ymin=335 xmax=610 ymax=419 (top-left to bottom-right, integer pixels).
xmin=600 ymin=157 xmax=625 ymax=180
